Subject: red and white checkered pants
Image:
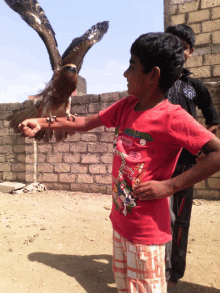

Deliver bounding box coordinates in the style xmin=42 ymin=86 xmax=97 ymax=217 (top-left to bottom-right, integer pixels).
xmin=113 ymin=230 xmax=167 ymax=293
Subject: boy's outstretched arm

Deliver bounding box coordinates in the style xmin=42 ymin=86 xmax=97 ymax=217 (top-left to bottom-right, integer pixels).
xmin=132 ymin=136 xmax=220 ymax=200
xmin=18 ymin=114 xmax=103 ymax=138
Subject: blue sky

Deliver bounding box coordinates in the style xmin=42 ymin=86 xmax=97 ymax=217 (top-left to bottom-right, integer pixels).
xmin=0 ymin=0 xmax=164 ymax=103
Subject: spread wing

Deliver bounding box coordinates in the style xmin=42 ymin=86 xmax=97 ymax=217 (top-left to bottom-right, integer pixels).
xmin=4 ymin=0 xmax=62 ymax=72
xmin=62 ymin=21 xmax=109 ymax=73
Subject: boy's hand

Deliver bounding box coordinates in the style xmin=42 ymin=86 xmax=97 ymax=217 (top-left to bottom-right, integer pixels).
xmin=18 ymin=119 xmax=41 ymax=138
xmin=132 ymin=180 xmax=173 ymax=200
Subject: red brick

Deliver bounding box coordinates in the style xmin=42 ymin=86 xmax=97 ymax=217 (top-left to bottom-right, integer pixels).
xmin=26 ymin=154 xmax=35 ymax=164
xmin=0 ymin=128 xmax=9 ymax=136
xmin=194 ymin=180 xmax=206 ymax=189
xmin=54 ymin=163 xmax=70 ymax=172
xmin=95 ymin=175 xmax=112 ymax=184
xmin=3 ymin=172 xmax=17 ymax=181
xmin=106 ymin=186 xmax=112 ymax=195
xmin=0 ymin=145 xmax=13 ymax=153
xmin=89 ymin=164 xmax=106 ymax=174
xmin=69 ymin=142 xmax=88 ymax=153
xmin=38 ymin=144 xmax=53 ymax=153
xmin=100 ymin=133 xmax=114 ymax=142
xmin=64 ymin=153 xmax=80 ymax=163
xmin=12 ymin=163 xmax=26 ymax=172
xmin=47 ymin=153 xmax=63 ymax=163
xmin=59 ymin=173 xmax=76 ymax=183
xmin=80 ymin=133 xmax=98 ymax=142
xmin=107 ymin=165 xmax=112 ymax=174
xmin=25 ymin=145 xmax=35 ymax=154
xmin=25 ymin=173 xmax=36 ymax=182
xmin=81 ymin=154 xmax=99 ymax=163
xmin=88 ymin=143 xmax=109 ymax=153
xmin=78 ymin=174 xmax=93 ymax=183
xmin=2 ymin=136 xmax=17 ymax=144
xmin=53 ymin=143 xmax=69 ymax=153
xmin=17 ymin=154 xmax=26 ymax=162
xmin=70 ymin=164 xmax=88 ymax=173
xmin=71 ymin=183 xmax=107 ymax=194
xmin=100 ymin=92 xmax=120 ymax=102
xmin=54 ymin=183 xmax=71 ymax=191
xmin=101 ymin=154 xmax=113 ymax=164
xmin=195 ymin=189 xmax=220 ymax=199
xmin=26 ymin=164 xmax=35 ymax=172
xmin=17 ymin=172 xmax=26 ymax=181
xmin=42 ymin=173 xmax=58 ymax=182
xmin=38 ymin=163 xmax=54 ymax=172
xmin=208 ymin=178 xmax=220 ymax=188
xmin=67 ymin=132 xmax=81 ymax=142
xmin=0 ymin=156 xmax=5 ymax=163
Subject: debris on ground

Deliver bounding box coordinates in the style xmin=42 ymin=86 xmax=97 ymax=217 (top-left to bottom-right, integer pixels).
xmin=12 ymin=182 xmax=47 ymax=195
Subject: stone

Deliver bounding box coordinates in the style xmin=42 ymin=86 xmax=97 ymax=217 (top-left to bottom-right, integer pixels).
xmin=0 ymin=181 xmax=26 ymax=193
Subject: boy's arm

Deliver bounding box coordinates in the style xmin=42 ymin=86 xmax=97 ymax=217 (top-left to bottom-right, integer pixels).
xmin=196 ymin=82 xmax=220 ymax=128
xmin=19 ymin=114 xmax=103 ymax=138
xmin=132 ymin=135 xmax=220 ymax=200
xmin=207 ymin=124 xmax=218 ymax=134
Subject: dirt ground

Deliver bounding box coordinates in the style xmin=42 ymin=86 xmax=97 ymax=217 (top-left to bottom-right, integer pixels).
xmin=0 ymin=190 xmax=219 ymax=293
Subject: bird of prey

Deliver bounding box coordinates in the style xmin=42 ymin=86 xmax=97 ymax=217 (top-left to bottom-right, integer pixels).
xmin=5 ymin=0 xmax=109 ymax=142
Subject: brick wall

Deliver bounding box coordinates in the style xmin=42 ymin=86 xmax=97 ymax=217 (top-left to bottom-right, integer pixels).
xmin=195 ymin=82 xmax=220 ymax=199
xmin=0 ymin=92 xmax=126 ymax=195
xmin=164 ymin=0 xmax=220 ymax=82
xmin=164 ymin=0 xmax=220 ymax=199
xmin=1 ymin=86 xmax=220 ymax=198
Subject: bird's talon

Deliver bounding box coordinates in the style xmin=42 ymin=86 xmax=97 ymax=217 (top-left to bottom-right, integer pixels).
xmin=46 ymin=116 xmax=57 ymax=123
xmin=67 ymin=114 xmax=77 ymax=121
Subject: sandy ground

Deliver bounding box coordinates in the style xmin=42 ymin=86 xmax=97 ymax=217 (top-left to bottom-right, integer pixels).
xmin=0 ymin=190 xmax=219 ymax=293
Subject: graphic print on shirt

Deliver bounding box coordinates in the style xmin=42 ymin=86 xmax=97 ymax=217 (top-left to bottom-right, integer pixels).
xmin=167 ymin=80 xmax=182 ymax=104
xmin=112 ymin=127 xmax=150 ymax=216
xmin=183 ymin=85 xmax=196 ymax=100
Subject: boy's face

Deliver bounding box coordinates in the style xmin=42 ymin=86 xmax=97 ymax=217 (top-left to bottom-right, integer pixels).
xmin=181 ymin=40 xmax=194 ymax=62
xmin=124 ymin=55 xmax=150 ymax=97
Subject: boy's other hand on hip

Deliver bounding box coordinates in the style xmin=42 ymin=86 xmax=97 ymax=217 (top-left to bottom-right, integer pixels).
xmin=132 ymin=180 xmax=173 ymax=200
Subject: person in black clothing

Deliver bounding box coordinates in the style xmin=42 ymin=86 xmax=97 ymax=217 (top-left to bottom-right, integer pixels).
xmin=164 ymin=24 xmax=220 ymax=292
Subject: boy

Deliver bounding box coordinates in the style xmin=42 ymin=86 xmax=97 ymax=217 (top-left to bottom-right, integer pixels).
xmin=165 ymin=24 xmax=220 ymax=292
xmin=19 ymin=32 xmax=220 ymax=293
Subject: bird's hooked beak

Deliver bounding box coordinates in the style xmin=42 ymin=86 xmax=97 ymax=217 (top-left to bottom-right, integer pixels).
xmin=63 ymin=65 xmax=77 ymax=74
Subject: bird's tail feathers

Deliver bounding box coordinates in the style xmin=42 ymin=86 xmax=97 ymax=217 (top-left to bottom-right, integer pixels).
xmin=34 ymin=128 xmax=69 ymax=143
xmin=6 ymin=101 xmax=42 ymax=133
xmin=7 ymin=100 xmax=74 ymax=143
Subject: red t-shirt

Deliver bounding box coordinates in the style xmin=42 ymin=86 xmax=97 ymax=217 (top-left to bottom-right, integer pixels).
xmin=99 ymin=96 xmax=214 ymax=245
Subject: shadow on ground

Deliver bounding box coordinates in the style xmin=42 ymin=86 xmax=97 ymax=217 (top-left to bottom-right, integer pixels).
xmin=28 ymin=252 xmax=116 ymax=293
xmin=178 ymin=281 xmax=220 ymax=293
xmin=28 ymin=252 xmax=220 ymax=293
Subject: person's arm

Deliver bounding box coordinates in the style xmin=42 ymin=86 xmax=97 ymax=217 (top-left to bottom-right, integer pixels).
xmin=18 ymin=114 xmax=103 ymax=137
xmin=196 ymin=124 xmax=218 ymax=162
xmin=206 ymin=124 xmax=218 ymax=134
xmin=132 ymin=135 xmax=220 ymax=200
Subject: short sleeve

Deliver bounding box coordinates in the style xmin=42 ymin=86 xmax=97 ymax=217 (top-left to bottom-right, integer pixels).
xmin=168 ymin=107 xmax=214 ymax=155
xmin=98 ymin=98 xmax=126 ymax=128
xmin=99 ymin=96 xmax=137 ymax=128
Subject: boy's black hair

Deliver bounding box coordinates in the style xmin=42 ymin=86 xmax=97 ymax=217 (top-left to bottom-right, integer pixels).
xmin=165 ymin=24 xmax=196 ymax=49
xmin=131 ymin=32 xmax=184 ymax=93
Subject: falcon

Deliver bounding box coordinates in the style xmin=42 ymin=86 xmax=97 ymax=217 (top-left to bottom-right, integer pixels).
xmin=5 ymin=0 xmax=109 ymax=142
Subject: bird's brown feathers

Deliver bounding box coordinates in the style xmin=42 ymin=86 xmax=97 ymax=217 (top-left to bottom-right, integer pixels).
xmin=4 ymin=0 xmax=109 ymax=142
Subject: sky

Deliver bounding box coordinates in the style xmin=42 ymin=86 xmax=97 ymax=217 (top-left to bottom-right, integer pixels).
xmin=0 ymin=0 xmax=164 ymax=103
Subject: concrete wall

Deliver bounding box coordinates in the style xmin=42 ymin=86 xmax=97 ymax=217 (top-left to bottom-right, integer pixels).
xmin=1 ymin=86 xmax=220 ymax=199
xmin=164 ymin=0 xmax=220 ymax=82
